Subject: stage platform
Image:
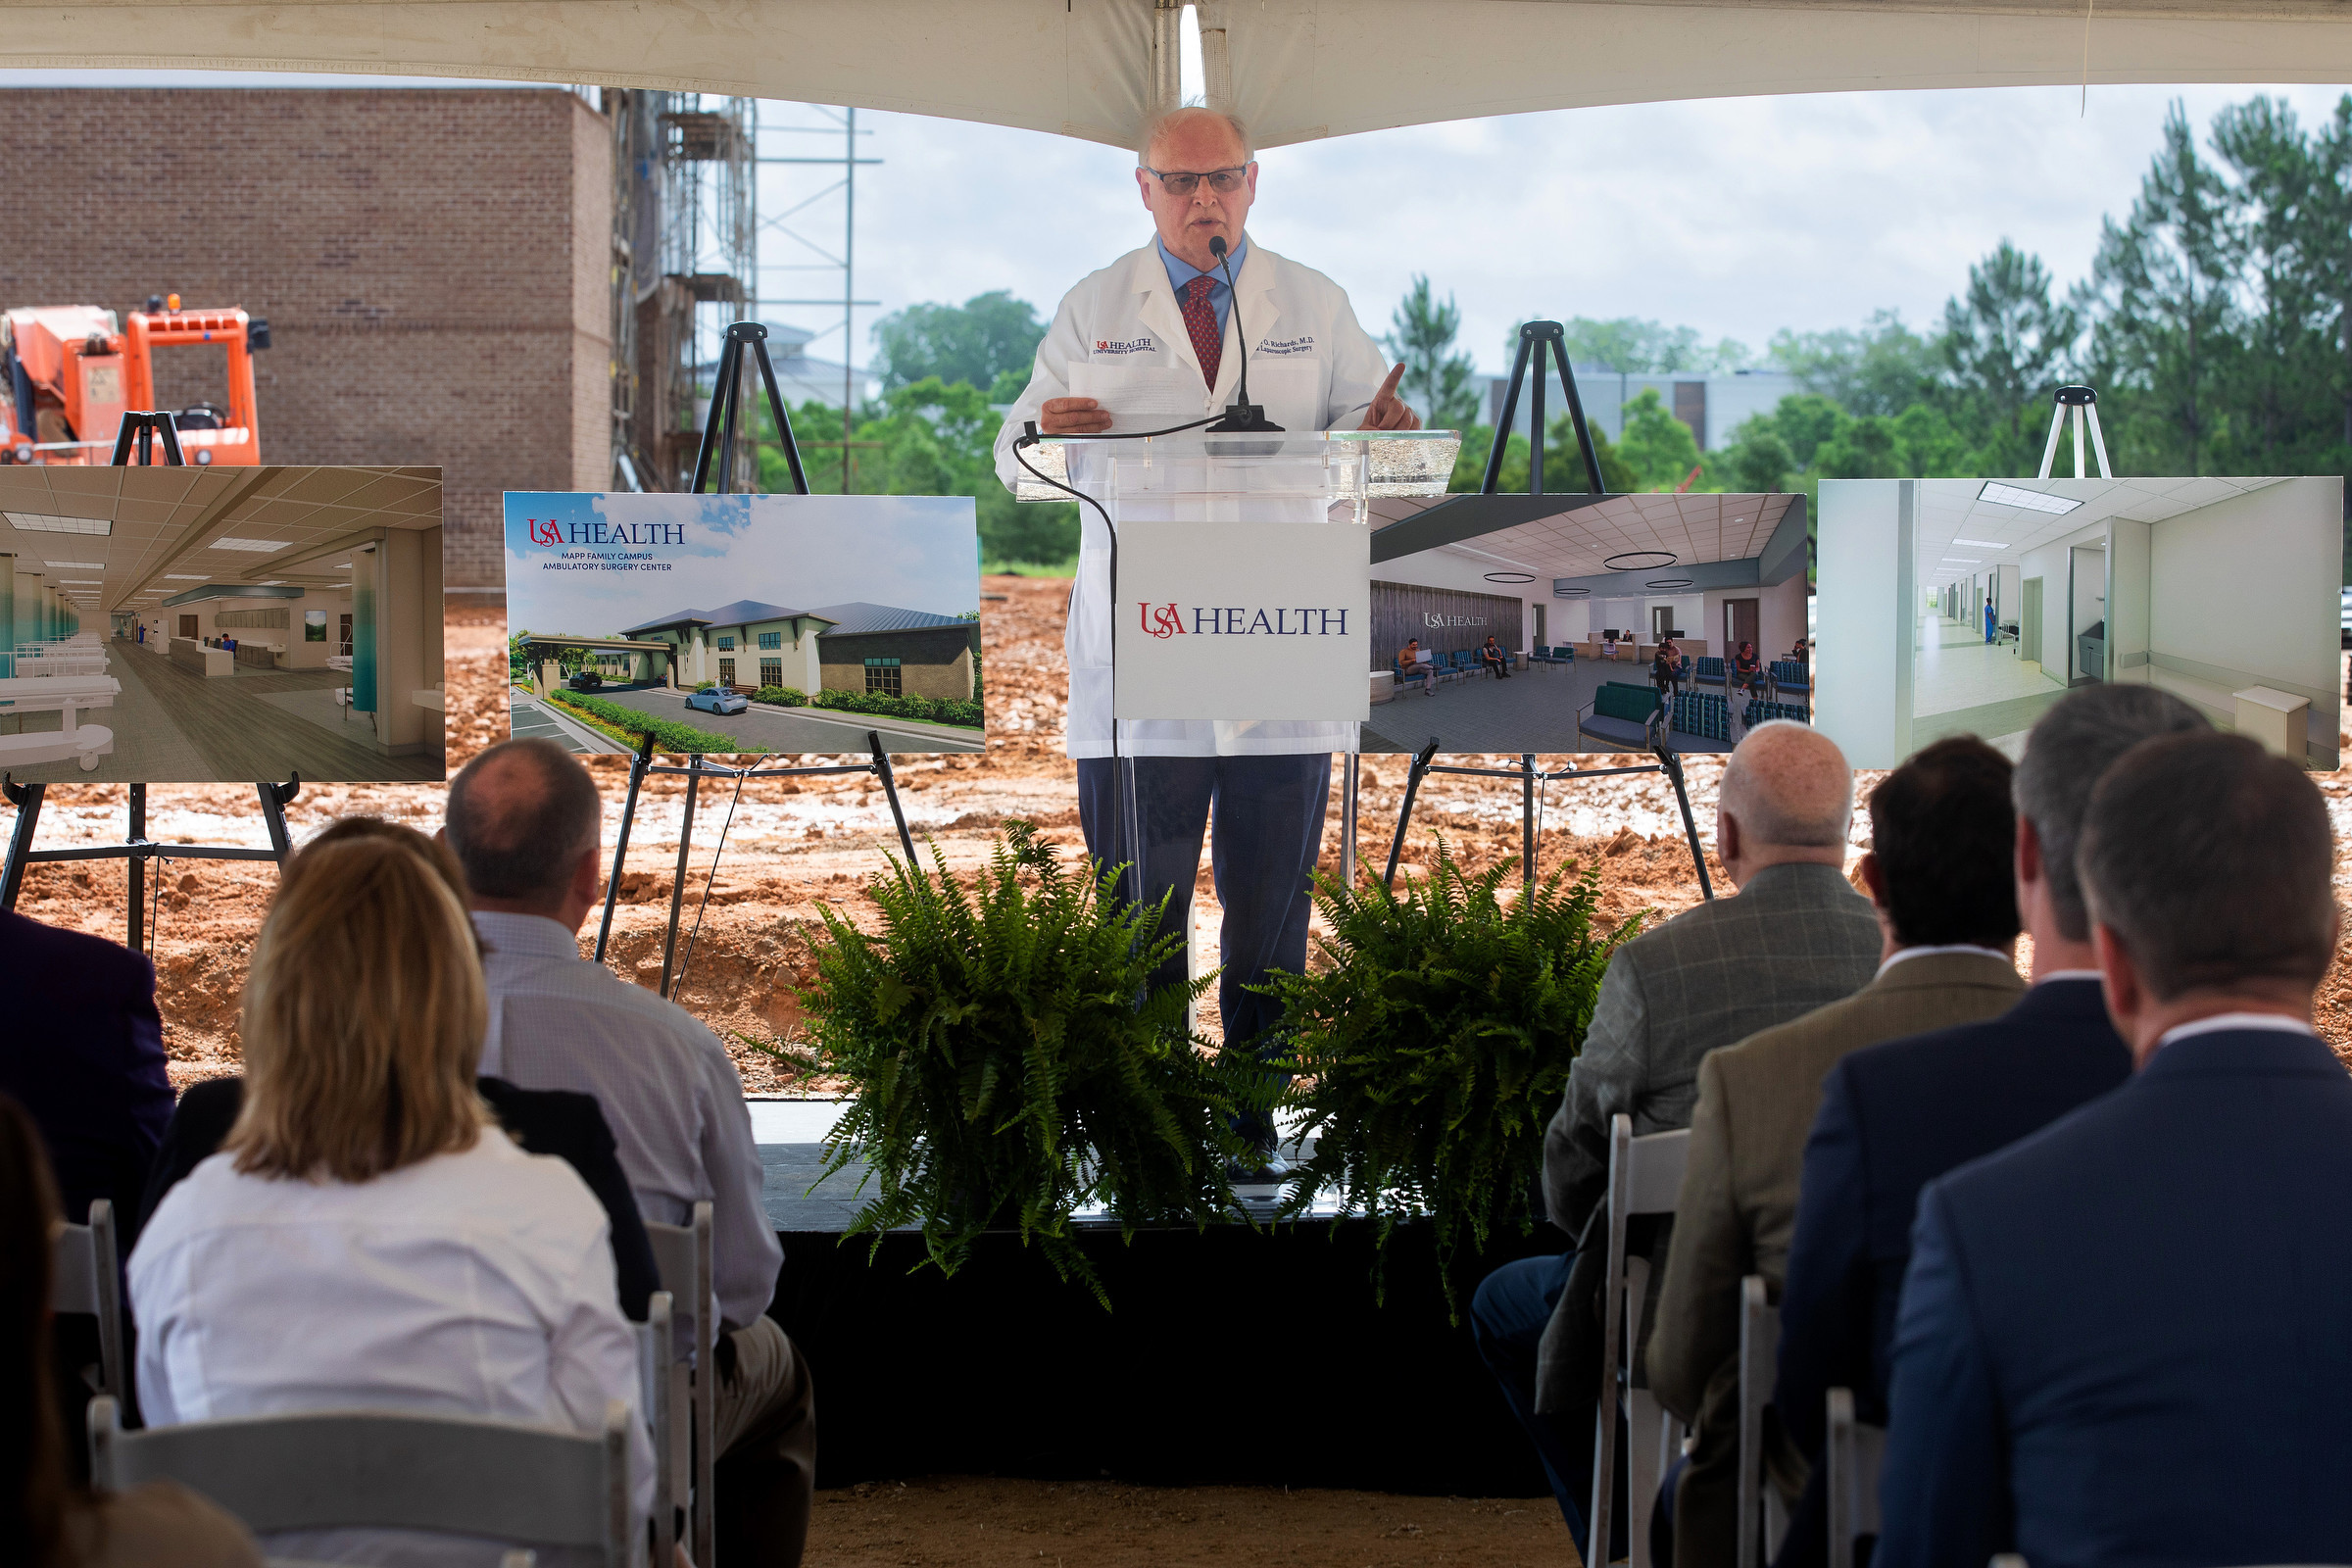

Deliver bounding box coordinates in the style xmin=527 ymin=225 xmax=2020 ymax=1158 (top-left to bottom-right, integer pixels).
xmin=750 ymin=1099 xmax=1340 ymax=1230
xmin=749 ymin=1099 xmax=1554 ymax=1498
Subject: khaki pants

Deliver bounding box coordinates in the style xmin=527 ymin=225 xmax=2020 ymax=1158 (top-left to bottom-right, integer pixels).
xmin=713 ymin=1316 xmax=815 ymax=1566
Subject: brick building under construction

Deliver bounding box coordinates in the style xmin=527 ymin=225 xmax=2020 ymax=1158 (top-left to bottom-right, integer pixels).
xmin=0 ymin=86 xmax=755 ymax=590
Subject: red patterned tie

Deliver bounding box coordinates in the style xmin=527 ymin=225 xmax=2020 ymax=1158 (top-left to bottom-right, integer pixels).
xmin=1180 ymin=274 xmax=1223 ymax=389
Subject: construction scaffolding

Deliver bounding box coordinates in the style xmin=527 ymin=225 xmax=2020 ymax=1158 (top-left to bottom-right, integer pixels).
xmin=606 ymin=89 xmax=758 ymax=493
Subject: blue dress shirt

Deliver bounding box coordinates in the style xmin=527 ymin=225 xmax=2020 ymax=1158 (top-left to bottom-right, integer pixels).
xmin=1157 ymin=234 xmax=1248 ymax=343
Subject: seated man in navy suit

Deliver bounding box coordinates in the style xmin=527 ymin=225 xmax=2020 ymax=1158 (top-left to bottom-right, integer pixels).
xmin=1771 ymin=684 xmax=2207 ymax=1566
xmin=1876 ymin=731 xmax=2352 ymax=1567
xmin=0 ymin=909 xmax=172 ymax=1231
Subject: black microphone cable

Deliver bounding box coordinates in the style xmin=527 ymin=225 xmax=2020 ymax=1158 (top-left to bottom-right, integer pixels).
xmin=1011 ymin=418 xmax=1221 ymax=914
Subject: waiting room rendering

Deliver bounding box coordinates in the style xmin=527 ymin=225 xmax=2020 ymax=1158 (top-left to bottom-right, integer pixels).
xmin=1365 ymin=489 xmax=1811 ymax=754
xmin=1815 ymin=475 xmax=2342 ymax=770
xmin=0 ymin=466 xmax=445 ymax=784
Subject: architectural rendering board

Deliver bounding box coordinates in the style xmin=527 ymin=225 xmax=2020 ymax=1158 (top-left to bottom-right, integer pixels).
xmin=1360 ymin=489 xmax=1809 ymax=755
xmin=503 ymin=491 xmax=983 ymax=757
xmin=1815 ymin=475 xmax=2342 ymax=771
xmin=0 ymin=465 xmax=446 ymax=784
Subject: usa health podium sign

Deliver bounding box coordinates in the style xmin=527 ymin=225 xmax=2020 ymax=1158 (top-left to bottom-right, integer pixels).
xmin=1112 ymin=516 xmax=1369 ymax=721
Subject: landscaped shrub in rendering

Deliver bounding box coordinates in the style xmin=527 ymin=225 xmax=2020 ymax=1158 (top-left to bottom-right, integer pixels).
xmin=753 ymin=685 xmax=808 ymax=707
xmin=546 ymin=690 xmax=747 ymax=753
xmin=811 ymin=688 xmax=983 ymax=729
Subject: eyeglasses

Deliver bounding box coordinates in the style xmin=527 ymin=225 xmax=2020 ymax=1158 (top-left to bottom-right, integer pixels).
xmin=1139 ymin=164 xmax=1250 ymax=195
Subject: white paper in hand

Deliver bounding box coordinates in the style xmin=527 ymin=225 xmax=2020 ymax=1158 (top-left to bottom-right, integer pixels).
xmin=1068 ymin=363 xmax=1206 ymax=432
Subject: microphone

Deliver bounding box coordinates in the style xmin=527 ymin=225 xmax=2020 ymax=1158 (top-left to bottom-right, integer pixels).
xmin=1204 ymin=234 xmax=1283 ymax=434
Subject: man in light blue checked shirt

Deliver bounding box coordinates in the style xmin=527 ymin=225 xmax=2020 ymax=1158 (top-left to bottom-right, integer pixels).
xmin=446 ymin=738 xmax=813 ymax=1567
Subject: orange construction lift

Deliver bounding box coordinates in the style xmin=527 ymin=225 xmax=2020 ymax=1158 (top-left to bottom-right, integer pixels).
xmin=1 ymin=293 xmax=268 ymax=466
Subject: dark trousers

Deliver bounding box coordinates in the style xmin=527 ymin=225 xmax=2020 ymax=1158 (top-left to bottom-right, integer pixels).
xmin=1074 ymin=752 xmax=1331 ymax=1060
xmin=1482 ymin=652 xmax=1510 ymax=678
xmin=1471 ymin=1252 xmax=1626 ymax=1564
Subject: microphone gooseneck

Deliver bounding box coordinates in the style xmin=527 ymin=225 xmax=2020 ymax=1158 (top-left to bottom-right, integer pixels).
xmin=1204 ymin=234 xmax=1282 ymax=434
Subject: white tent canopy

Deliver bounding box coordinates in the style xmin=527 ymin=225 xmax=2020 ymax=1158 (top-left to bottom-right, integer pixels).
xmin=6 ymin=0 xmax=2351 ymax=149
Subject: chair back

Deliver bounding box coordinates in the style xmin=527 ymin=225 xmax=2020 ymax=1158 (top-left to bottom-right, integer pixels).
xmin=52 ymin=1198 xmax=125 ymax=1403
xmin=636 ymin=1291 xmax=676 ymax=1558
xmin=1738 ymin=1276 xmax=1790 ymax=1568
xmin=1826 ymin=1387 xmax=1888 ymax=1568
xmin=88 ymin=1394 xmax=630 ymax=1566
xmin=645 ymin=1201 xmax=716 ymax=1568
xmin=1589 ymin=1114 xmax=1693 ymax=1568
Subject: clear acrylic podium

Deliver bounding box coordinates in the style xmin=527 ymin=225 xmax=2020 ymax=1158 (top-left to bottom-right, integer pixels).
xmin=1014 ymin=428 xmax=1458 ymax=1012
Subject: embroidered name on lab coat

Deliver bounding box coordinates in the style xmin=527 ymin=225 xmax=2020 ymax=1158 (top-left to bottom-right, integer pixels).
xmin=1256 ymin=335 xmax=1316 ymax=355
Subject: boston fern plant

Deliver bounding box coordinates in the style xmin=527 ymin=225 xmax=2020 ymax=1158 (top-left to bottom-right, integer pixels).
xmin=796 ymin=819 xmax=1249 ymax=1305
xmin=1256 ymin=840 xmax=1644 ymax=1312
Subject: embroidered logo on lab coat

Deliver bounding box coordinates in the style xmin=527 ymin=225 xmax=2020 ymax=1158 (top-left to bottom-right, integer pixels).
xmin=1094 ymin=337 xmax=1156 ymax=355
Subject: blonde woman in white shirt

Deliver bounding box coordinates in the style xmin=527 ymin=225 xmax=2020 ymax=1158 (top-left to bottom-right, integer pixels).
xmin=129 ymin=830 xmax=656 ymax=1567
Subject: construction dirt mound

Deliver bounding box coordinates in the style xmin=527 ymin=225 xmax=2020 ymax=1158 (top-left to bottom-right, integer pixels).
xmin=15 ymin=577 xmax=2352 ymax=1084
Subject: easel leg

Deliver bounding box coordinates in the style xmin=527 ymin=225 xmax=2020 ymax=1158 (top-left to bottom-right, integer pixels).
xmin=595 ymin=734 xmax=656 ymax=965
xmin=1340 ymin=752 xmax=1358 ymax=887
xmin=1522 ymin=753 xmax=1537 ymax=891
xmin=659 ymin=756 xmax=702 ymax=999
xmin=256 ymin=776 xmax=298 ymax=860
xmin=1382 ymin=738 xmax=1440 ymax=891
xmin=2 ymin=780 xmax=45 ymax=911
xmin=866 ymin=731 xmax=918 ymax=864
xmin=1659 ymin=749 xmax=1715 ymax=902
xmin=128 ymin=784 xmax=147 ymax=954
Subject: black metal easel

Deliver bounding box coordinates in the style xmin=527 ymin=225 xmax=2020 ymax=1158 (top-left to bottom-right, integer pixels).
xmin=1365 ymin=321 xmax=1715 ymax=902
xmin=0 ymin=410 xmax=301 ymax=950
xmin=591 ymin=322 xmax=921 ymax=1000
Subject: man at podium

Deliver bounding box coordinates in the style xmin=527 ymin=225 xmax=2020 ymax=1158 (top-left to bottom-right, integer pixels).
xmin=993 ymin=106 xmax=1416 ymax=1168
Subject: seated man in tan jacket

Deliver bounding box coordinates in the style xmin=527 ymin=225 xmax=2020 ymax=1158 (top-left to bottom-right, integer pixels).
xmin=1645 ymin=736 xmax=2029 ymax=1566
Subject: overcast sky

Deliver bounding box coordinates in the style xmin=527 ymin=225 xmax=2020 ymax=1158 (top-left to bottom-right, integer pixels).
xmin=9 ymin=68 xmax=2347 ymax=377
xmin=794 ymin=80 xmax=2352 ymax=377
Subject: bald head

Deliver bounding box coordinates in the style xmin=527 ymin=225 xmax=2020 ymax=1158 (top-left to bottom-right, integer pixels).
xmin=444 ymin=738 xmax=603 ymax=911
xmin=1716 ymin=720 xmax=1855 ymax=885
xmin=1139 ymin=105 xmax=1251 ymax=166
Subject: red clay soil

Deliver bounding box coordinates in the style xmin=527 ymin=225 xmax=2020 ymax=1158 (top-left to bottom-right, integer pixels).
xmin=14 ymin=581 xmax=2352 ymax=1081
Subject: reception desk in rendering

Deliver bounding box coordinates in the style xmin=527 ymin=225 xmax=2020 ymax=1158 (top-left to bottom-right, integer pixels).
xmin=169 ymin=637 xmax=236 ymax=677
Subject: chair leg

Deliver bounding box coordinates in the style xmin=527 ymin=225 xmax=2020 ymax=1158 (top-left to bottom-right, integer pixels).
xmin=1627 ymin=1388 xmax=1664 ymax=1568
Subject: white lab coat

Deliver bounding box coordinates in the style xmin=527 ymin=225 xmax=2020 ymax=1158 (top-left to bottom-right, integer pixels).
xmin=994 ymin=238 xmax=1392 ymax=759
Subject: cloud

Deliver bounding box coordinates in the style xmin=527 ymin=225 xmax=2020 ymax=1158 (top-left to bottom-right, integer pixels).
xmin=781 ymin=81 xmax=2352 ymax=376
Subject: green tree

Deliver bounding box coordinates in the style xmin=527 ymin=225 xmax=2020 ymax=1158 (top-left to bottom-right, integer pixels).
xmin=1765 ymin=310 xmax=1943 ymax=418
xmin=1446 ymin=415 xmax=1632 ymax=494
xmin=2078 ymin=104 xmax=2236 ymax=473
xmin=757 ymin=378 xmax=1078 ymax=569
xmin=1385 ymin=275 xmax=1483 ymax=428
xmin=1615 ymin=389 xmax=1705 ymax=491
xmin=1546 ymin=318 xmax=1751 ymax=374
xmin=1713 ymin=422 xmax=1796 ymax=493
xmin=1941 ymin=240 xmax=2080 ymax=472
xmin=869 ymin=291 xmax=1050 ymax=392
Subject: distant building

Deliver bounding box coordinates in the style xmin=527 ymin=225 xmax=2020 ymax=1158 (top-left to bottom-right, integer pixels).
xmin=754 ymin=321 xmax=875 ymax=412
xmin=1484 ymin=366 xmax=1800 ymax=452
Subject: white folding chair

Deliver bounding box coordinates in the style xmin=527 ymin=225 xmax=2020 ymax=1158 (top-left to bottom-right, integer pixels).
xmin=1827 ymin=1387 xmax=1887 ymax=1568
xmin=1590 ymin=1113 xmax=1692 ymax=1568
xmin=52 ymin=1197 xmax=126 ymax=1404
xmin=636 ymin=1290 xmax=677 ymax=1562
xmin=1738 ymin=1275 xmax=1791 ymax=1568
xmin=645 ymin=1200 xmax=716 ymax=1568
xmin=88 ymin=1394 xmax=632 ymax=1568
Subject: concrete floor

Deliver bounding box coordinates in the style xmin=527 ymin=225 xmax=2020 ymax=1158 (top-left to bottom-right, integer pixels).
xmin=1362 ymin=656 xmax=1737 ymax=756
